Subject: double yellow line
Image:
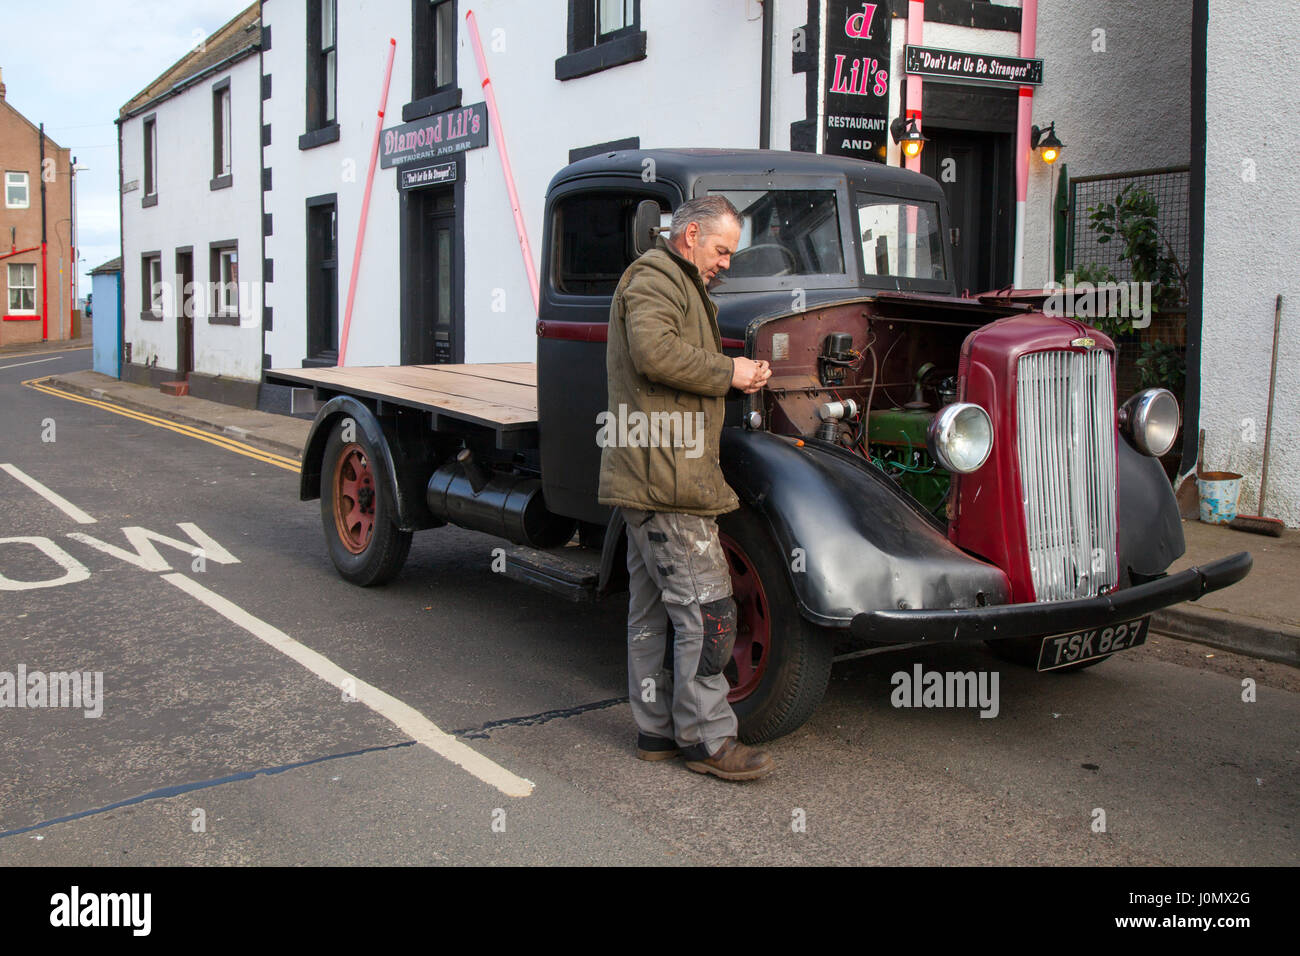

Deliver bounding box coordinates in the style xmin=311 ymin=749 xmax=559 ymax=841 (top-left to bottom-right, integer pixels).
xmin=23 ymin=377 xmax=301 ymax=473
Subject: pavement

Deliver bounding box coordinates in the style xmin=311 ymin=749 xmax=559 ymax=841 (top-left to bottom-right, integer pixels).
xmin=31 ymin=354 xmax=1300 ymax=670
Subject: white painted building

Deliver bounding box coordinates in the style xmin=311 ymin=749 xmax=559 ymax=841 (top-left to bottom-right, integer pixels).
xmin=262 ymin=0 xmax=1081 ymax=375
xmin=118 ymin=4 xmax=265 ymax=405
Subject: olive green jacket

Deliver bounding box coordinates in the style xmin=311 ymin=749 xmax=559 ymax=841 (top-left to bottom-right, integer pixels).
xmin=597 ymin=237 xmax=740 ymax=516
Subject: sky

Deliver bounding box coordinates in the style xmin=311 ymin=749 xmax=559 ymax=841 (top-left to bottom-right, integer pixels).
xmin=1 ymin=0 xmax=248 ymax=294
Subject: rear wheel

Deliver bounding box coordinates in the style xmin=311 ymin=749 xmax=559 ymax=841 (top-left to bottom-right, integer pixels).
xmin=718 ymin=506 xmax=833 ymax=742
xmin=320 ymin=421 xmax=412 ymax=586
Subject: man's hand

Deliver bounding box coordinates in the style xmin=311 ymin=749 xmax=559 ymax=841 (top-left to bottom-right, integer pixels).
xmin=731 ymin=357 xmax=772 ymax=394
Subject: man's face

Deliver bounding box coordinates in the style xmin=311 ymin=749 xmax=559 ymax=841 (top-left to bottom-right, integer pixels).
xmin=685 ymin=218 xmax=742 ymax=285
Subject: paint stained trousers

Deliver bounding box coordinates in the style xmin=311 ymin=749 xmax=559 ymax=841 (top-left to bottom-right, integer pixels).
xmin=622 ymin=508 xmax=738 ymax=759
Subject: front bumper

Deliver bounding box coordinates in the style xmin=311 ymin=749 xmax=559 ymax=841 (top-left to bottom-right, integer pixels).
xmin=849 ymin=551 xmax=1253 ymax=644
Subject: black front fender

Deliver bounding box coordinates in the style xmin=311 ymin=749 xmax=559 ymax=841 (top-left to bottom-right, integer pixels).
xmin=720 ymin=429 xmax=1010 ymax=628
xmin=1117 ymin=437 xmax=1186 ymax=581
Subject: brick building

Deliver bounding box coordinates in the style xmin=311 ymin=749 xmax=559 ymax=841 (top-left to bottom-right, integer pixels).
xmin=0 ymin=68 xmax=73 ymax=346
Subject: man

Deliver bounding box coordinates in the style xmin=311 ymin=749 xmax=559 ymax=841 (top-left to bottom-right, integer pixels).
xmin=598 ymin=195 xmax=774 ymax=781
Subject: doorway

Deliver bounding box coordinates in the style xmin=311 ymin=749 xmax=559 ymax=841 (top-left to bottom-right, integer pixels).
xmin=402 ymin=184 xmax=459 ymax=365
xmin=921 ymin=128 xmax=1013 ymax=295
xmin=175 ymin=249 xmax=194 ymax=377
xmin=915 ymin=127 xmax=1013 ymax=293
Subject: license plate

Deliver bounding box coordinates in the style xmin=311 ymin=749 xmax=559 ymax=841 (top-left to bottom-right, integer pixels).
xmin=1036 ymin=617 xmax=1149 ymax=671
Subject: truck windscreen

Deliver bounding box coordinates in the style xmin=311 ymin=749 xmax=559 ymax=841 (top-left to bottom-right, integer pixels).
xmin=706 ymin=188 xmax=845 ymax=279
xmin=855 ymin=193 xmax=946 ymax=281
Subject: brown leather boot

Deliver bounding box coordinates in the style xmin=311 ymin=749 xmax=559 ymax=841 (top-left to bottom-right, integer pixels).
xmin=683 ymin=737 xmax=773 ymax=781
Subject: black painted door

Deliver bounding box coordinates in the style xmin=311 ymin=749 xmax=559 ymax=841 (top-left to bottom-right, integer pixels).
xmin=406 ymin=186 xmax=456 ymax=364
xmin=175 ymin=251 xmax=193 ymax=377
xmin=921 ymin=128 xmax=1013 ymax=294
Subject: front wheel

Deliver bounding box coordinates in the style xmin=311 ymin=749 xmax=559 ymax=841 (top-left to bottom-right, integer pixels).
xmin=717 ymin=505 xmax=833 ymax=742
xmin=320 ymin=421 xmax=412 ymax=586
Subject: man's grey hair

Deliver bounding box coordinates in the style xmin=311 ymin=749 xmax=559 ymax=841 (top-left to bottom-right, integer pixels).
xmin=668 ymin=195 xmax=742 ymax=240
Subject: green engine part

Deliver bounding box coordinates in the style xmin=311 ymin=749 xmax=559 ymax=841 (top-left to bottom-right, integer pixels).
xmin=867 ymin=407 xmax=951 ymax=519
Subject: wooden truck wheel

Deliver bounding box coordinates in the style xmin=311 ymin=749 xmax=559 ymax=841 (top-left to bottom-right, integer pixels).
xmin=320 ymin=421 xmax=412 ymax=586
xmin=718 ymin=506 xmax=833 ymax=743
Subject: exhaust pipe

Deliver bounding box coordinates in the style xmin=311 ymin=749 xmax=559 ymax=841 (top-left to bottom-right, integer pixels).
xmin=426 ymin=450 xmax=575 ymax=548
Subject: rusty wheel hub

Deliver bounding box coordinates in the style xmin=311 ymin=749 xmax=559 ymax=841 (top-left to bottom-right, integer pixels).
xmin=333 ymin=444 xmax=376 ymax=554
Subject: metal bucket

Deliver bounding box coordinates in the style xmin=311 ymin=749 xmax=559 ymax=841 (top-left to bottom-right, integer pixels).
xmin=1197 ymin=471 xmax=1243 ymax=524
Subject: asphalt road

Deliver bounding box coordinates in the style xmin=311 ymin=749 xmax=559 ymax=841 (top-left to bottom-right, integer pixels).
xmin=1 ymin=346 xmax=1296 ymax=866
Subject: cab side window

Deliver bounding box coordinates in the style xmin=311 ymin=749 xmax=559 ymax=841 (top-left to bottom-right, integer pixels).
xmin=550 ymin=192 xmax=665 ymax=297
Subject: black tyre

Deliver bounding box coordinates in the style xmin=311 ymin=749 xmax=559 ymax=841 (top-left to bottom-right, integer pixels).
xmin=320 ymin=420 xmax=412 ymax=586
xmin=985 ymin=635 xmax=1111 ymax=672
xmin=717 ymin=505 xmax=834 ymax=742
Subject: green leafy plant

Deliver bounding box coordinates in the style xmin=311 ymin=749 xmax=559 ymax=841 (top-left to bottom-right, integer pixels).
xmin=1086 ymin=185 xmax=1187 ymax=310
xmin=1073 ymin=185 xmax=1189 ymax=394
xmin=1065 ymin=262 xmax=1131 ymax=339
xmin=1135 ymin=339 xmax=1185 ymax=396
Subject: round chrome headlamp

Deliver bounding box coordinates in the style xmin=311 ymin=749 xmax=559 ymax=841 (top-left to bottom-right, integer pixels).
xmin=927 ymin=403 xmax=994 ymax=474
xmin=1118 ymin=388 xmax=1180 ymax=457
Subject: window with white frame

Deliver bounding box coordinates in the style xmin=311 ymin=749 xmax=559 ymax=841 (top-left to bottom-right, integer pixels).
xmin=144 ymin=118 xmax=158 ymax=197
xmin=307 ymin=0 xmax=338 ymax=130
xmin=214 ymin=85 xmax=232 ymax=178
xmin=7 ymin=263 xmax=36 ymax=312
xmin=143 ymin=255 xmax=164 ymax=316
xmin=414 ymin=0 xmax=457 ymax=100
xmin=557 ymin=0 xmax=644 ymax=80
xmin=5 ymin=172 xmax=29 ymax=209
xmin=597 ymin=0 xmax=635 ymax=40
xmin=212 ymin=245 xmax=239 ymax=319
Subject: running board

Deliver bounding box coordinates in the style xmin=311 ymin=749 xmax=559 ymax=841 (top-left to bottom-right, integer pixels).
xmin=502 ymin=544 xmax=601 ymax=602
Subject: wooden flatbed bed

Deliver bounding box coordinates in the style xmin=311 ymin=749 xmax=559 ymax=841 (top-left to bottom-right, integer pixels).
xmin=265 ymin=363 xmax=539 ymax=438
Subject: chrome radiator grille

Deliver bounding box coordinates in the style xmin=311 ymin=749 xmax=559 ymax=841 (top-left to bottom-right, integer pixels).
xmin=1015 ymin=350 xmax=1118 ymax=601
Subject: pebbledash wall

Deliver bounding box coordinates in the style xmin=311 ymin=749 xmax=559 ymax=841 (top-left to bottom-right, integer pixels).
xmin=1199 ymin=1 xmax=1299 ymax=527
xmin=119 ymin=27 xmax=264 ymax=401
xmin=1020 ymin=0 xmax=1191 ymax=287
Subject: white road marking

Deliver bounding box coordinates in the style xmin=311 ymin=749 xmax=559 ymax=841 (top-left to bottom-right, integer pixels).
xmin=0 ymin=464 xmax=96 ymax=524
xmin=160 ymin=572 xmax=536 ymax=798
xmin=0 ymin=356 xmax=63 ymax=370
xmin=0 ymin=536 xmax=92 ymax=590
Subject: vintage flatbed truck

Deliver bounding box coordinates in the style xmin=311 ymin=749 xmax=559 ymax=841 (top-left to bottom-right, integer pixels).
xmin=266 ymin=148 xmax=1252 ymax=742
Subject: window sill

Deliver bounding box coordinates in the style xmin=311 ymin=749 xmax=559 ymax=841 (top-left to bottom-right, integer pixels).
xmin=142 ymin=194 xmax=158 ymax=208
xmin=139 ymin=310 xmax=164 ymax=322
xmin=402 ymin=88 xmax=462 ymax=123
xmin=2 ymin=313 xmax=40 ymax=321
xmin=5 ymin=204 xmax=31 ymax=211
xmin=298 ymin=123 xmax=340 ymax=151
xmin=210 ymin=174 xmax=233 ymax=191
xmin=555 ymin=31 xmax=647 ymax=81
xmin=302 ymin=354 xmax=337 ymax=368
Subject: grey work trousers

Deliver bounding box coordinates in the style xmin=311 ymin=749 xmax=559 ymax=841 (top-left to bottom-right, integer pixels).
xmin=622 ymin=508 xmax=738 ymax=759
